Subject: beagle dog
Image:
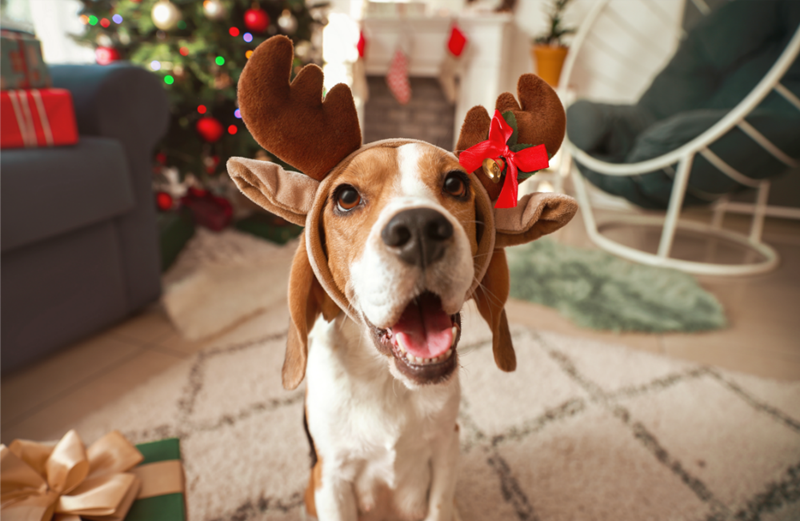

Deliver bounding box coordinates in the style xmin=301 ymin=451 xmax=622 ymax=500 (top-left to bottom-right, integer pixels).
xmin=227 ymin=36 xmax=577 ymax=521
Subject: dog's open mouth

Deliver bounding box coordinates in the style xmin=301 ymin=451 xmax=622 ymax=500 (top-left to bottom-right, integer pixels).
xmin=371 ymin=291 xmax=460 ymax=384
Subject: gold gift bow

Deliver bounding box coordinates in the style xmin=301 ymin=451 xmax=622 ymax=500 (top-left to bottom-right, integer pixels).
xmin=1 ymin=430 xmax=183 ymax=521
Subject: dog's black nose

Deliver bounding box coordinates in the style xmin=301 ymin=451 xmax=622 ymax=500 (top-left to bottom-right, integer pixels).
xmin=382 ymin=208 xmax=454 ymax=267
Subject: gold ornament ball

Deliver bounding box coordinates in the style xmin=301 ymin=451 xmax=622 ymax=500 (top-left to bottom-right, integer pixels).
xmin=277 ymin=9 xmax=298 ymax=35
xmin=96 ymin=33 xmax=112 ymax=47
xmin=203 ymin=0 xmax=227 ymax=21
xmin=151 ymin=0 xmax=181 ymax=31
xmin=294 ymin=40 xmax=312 ymax=59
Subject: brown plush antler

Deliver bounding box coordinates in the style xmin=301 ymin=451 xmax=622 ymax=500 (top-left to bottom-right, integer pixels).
xmin=237 ymin=35 xmax=362 ymax=180
xmin=455 ymin=74 xmax=566 ymax=200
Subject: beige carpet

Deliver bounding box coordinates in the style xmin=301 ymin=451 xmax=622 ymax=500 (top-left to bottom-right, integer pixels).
xmin=63 ymin=301 xmax=800 ymax=521
xmin=161 ymin=229 xmax=297 ymax=340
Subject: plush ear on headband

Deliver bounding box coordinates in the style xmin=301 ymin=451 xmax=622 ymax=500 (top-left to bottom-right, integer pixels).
xmin=227 ymin=157 xmax=319 ymax=226
xmin=494 ymin=192 xmax=578 ymax=248
xmin=284 ymin=237 xmax=340 ymax=390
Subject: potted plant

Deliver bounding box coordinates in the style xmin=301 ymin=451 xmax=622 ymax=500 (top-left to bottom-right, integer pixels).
xmin=532 ymin=0 xmax=576 ymax=87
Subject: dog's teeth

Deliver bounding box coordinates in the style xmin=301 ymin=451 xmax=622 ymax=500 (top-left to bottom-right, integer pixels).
xmin=444 ymin=348 xmax=453 ymax=359
xmin=452 ymin=326 xmax=458 ymax=338
xmin=397 ymin=337 xmax=407 ymax=353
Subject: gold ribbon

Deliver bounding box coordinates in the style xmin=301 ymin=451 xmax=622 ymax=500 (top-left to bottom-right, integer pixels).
xmin=0 ymin=430 xmax=181 ymax=521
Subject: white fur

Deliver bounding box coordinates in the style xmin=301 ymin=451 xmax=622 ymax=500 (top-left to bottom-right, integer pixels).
xmin=306 ymin=316 xmax=460 ymax=521
xmin=306 ymin=143 xmax=470 ymax=520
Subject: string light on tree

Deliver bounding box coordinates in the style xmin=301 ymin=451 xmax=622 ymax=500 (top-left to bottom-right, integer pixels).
xmin=202 ymin=0 xmax=226 ymax=21
xmin=151 ymin=0 xmax=181 ymax=31
xmin=73 ymin=0 xmax=327 ymax=227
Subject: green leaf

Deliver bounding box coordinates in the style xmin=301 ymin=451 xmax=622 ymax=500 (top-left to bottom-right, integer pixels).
xmin=517 ymin=170 xmax=539 ymax=181
xmin=510 ymin=143 xmax=533 ymax=152
xmin=502 ymin=111 xmax=518 ymax=147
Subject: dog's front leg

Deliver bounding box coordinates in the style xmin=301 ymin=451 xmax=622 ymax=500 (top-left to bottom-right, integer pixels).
xmin=423 ymin=426 xmax=460 ymax=521
xmin=313 ymin=473 xmax=358 ymax=521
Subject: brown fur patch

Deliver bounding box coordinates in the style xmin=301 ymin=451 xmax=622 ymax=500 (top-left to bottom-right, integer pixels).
xmin=473 ymin=249 xmax=516 ymax=371
xmin=304 ymin=456 xmax=323 ymax=517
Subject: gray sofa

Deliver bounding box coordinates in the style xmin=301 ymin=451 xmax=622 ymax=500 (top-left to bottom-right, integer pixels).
xmin=1 ymin=63 xmax=170 ymax=374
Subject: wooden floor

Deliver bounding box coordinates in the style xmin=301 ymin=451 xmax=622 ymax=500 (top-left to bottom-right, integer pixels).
xmin=3 ymin=205 xmax=799 ymax=443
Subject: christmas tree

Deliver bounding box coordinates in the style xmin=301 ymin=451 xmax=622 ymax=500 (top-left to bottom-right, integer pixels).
xmin=73 ymin=0 xmax=328 ymax=216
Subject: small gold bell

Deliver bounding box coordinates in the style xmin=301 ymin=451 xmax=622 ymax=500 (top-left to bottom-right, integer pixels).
xmin=482 ymin=158 xmax=504 ymax=184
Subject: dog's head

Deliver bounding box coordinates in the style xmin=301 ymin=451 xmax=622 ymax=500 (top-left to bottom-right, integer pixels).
xmin=228 ymin=36 xmax=577 ymax=390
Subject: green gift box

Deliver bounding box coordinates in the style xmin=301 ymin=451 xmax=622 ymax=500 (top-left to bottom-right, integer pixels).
xmin=0 ymin=29 xmax=51 ymax=90
xmin=126 ymin=438 xmax=187 ymax=521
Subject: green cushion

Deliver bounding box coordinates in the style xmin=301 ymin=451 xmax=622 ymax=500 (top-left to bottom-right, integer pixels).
xmin=568 ymin=0 xmax=800 ymax=210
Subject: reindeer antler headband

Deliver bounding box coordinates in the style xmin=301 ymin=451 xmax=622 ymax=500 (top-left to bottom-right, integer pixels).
xmin=228 ymin=36 xmax=577 ymax=383
xmin=235 ymin=36 xmax=566 ymax=200
xmin=237 ymin=35 xmax=362 ymax=180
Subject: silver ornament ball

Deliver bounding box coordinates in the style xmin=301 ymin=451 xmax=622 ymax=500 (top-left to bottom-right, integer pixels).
xmin=203 ymin=0 xmax=227 ymax=21
xmin=277 ymin=9 xmax=298 ymax=35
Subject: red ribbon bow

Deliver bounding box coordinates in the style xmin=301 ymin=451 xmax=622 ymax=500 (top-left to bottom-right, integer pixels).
xmin=458 ymin=110 xmax=549 ymax=208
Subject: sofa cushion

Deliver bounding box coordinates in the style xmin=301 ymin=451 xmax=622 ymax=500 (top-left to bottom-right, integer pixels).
xmin=1 ymin=136 xmax=134 ymax=253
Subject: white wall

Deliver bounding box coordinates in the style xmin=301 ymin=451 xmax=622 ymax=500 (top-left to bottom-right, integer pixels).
xmin=30 ymin=0 xmax=94 ymax=64
xmin=332 ymin=0 xmax=686 ymax=105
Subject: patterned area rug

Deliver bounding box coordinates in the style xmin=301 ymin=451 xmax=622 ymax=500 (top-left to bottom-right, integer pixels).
xmin=506 ymin=239 xmax=727 ymax=333
xmin=65 ymin=303 xmax=800 ymax=521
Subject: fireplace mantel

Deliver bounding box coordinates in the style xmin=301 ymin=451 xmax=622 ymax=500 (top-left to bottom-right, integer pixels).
xmin=362 ymin=13 xmax=514 ymax=149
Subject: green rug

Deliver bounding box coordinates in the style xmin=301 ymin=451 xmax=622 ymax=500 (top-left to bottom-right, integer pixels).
xmin=506 ymin=240 xmax=727 ymax=333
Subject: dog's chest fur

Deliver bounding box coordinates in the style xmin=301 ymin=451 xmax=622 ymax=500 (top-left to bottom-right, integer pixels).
xmin=306 ymin=315 xmax=460 ymax=519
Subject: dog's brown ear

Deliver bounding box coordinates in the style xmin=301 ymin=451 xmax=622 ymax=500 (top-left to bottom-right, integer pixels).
xmin=494 ymin=192 xmax=578 ymax=248
xmin=473 ymin=249 xmax=516 ymax=372
xmin=228 ymin=158 xmax=319 ymax=226
xmin=284 ymin=236 xmax=340 ymax=390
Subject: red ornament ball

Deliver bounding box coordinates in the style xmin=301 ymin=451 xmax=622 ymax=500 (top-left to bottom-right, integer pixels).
xmin=195 ymin=116 xmax=224 ymax=143
xmin=244 ymin=8 xmax=269 ymax=33
xmin=95 ymin=47 xmax=120 ymax=65
xmin=156 ymin=191 xmax=173 ymax=211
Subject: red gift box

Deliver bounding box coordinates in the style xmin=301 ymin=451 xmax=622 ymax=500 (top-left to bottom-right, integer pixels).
xmin=0 ymin=88 xmax=78 ymax=149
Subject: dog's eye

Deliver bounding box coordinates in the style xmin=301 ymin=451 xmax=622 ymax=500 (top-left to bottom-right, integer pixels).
xmin=443 ymin=172 xmax=467 ymax=198
xmin=336 ymin=185 xmax=361 ymax=211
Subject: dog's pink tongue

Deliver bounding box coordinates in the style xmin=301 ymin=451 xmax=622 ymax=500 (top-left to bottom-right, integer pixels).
xmin=393 ymin=293 xmax=453 ymax=359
